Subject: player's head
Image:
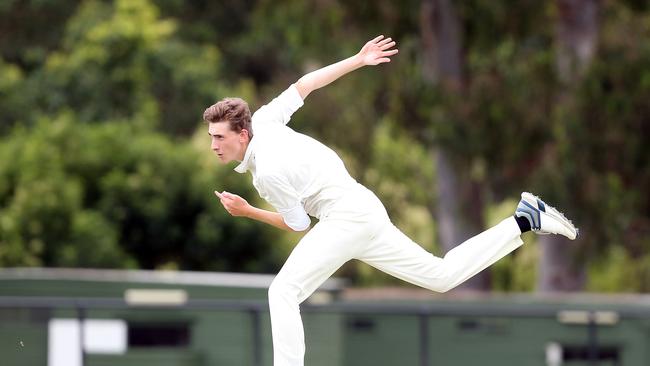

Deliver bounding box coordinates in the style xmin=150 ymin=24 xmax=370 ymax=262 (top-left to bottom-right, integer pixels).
xmin=203 ymin=98 xmax=252 ymax=164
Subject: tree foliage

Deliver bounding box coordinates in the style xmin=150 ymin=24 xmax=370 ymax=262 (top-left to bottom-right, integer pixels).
xmin=0 ymin=114 xmax=282 ymax=272
xmin=0 ymin=0 xmax=648 ymax=291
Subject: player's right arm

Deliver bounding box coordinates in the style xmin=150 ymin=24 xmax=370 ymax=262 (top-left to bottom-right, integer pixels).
xmin=214 ymin=191 xmax=308 ymax=232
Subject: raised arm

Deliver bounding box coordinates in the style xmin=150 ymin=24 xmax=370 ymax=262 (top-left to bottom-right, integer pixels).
xmin=294 ymin=35 xmax=398 ymax=99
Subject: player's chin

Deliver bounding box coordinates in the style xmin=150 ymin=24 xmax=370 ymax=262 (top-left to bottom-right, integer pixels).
xmin=216 ymin=154 xmax=228 ymax=163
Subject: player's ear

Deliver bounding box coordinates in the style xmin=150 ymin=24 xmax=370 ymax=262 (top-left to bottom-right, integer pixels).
xmin=240 ymin=128 xmax=250 ymax=142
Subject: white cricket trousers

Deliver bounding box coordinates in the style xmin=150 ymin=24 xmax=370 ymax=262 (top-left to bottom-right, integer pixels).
xmin=268 ymin=185 xmax=524 ymax=366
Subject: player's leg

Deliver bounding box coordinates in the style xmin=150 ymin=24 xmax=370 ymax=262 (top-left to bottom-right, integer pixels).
xmin=357 ymin=216 xmax=524 ymax=293
xmin=356 ymin=192 xmax=577 ymax=292
xmin=268 ymin=217 xmax=370 ymax=366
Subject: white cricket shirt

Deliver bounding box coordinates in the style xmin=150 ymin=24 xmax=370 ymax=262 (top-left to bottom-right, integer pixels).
xmin=234 ymin=85 xmax=357 ymax=231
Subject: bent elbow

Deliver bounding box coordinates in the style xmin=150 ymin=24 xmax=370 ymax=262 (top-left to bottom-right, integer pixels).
xmin=283 ymin=215 xmax=310 ymax=232
xmin=286 ymin=220 xmax=310 ymax=232
xmin=282 ymin=206 xmax=311 ymax=232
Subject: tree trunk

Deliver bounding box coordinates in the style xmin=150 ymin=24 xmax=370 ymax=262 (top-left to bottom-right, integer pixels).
xmin=537 ymin=236 xmax=586 ymax=291
xmin=421 ymin=0 xmax=489 ymax=290
xmin=420 ymin=0 xmax=463 ymax=90
xmin=538 ymin=0 xmax=599 ymax=292
xmin=555 ymin=0 xmax=599 ymax=84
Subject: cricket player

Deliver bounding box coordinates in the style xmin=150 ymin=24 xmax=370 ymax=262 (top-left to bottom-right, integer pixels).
xmin=204 ymin=35 xmax=578 ymax=366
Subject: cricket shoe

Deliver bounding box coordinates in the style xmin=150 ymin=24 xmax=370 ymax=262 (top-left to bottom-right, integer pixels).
xmin=515 ymin=192 xmax=578 ymax=240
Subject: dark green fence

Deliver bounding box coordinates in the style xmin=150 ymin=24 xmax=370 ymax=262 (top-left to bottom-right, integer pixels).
xmin=2 ymin=295 xmax=648 ymax=366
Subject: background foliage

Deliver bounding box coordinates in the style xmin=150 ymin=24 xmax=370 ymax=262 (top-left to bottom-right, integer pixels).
xmin=0 ymin=0 xmax=648 ymax=292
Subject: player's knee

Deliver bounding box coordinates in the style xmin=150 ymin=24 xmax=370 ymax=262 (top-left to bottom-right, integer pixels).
xmin=268 ymin=280 xmax=282 ymax=301
xmin=428 ymin=275 xmax=457 ymax=293
xmin=268 ymin=278 xmax=300 ymax=303
xmin=434 ymin=283 xmax=454 ymax=293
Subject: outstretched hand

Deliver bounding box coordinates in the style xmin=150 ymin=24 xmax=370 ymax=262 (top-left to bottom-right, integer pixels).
xmin=214 ymin=190 xmax=251 ymax=217
xmin=357 ymin=35 xmax=399 ymax=66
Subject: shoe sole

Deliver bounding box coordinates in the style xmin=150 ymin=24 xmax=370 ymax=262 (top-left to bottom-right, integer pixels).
xmin=521 ymin=192 xmax=579 ymax=240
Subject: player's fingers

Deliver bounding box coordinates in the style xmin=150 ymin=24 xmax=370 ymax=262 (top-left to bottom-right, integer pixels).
xmin=382 ymin=49 xmax=399 ymax=56
xmin=379 ymin=41 xmax=396 ymax=50
xmin=222 ymin=199 xmax=232 ymax=210
xmin=215 ymin=191 xmax=226 ymax=204
xmin=215 ymin=191 xmax=233 ymax=211
xmin=377 ymin=37 xmax=392 ymax=47
xmin=370 ymin=35 xmax=384 ymax=44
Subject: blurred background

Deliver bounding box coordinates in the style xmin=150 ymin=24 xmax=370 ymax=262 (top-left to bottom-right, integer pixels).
xmin=0 ymin=0 xmax=649 ymax=365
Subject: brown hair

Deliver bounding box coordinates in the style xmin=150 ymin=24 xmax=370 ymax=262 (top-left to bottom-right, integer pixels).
xmin=203 ymin=97 xmax=252 ymax=137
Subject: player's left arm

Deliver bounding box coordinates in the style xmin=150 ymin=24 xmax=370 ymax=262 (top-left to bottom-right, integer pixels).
xmin=294 ymin=35 xmax=398 ymax=100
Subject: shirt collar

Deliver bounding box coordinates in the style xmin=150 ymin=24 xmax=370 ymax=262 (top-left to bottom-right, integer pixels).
xmin=234 ymin=136 xmax=256 ymax=174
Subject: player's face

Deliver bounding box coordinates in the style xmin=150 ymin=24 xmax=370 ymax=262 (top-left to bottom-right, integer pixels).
xmin=208 ymin=121 xmax=249 ymax=164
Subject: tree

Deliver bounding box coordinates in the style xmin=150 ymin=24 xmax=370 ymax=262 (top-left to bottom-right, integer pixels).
xmin=420 ymin=0 xmax=491 ymax=290
xmin=5 ymin=0 xmax=223 ymax=136
xmin=537 ymin=0 xmax=650 ymax=292
xmin=534 ymin=0 xmax=600 ymax=292
xmin=0 ymin=114 xmax=284 ymax=271
xmin=1 ymin=0 xmax=649 ymax=292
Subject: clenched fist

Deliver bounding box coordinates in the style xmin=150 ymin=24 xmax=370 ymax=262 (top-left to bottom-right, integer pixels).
xmin=214 ymin=191 xmax=251 ymax=217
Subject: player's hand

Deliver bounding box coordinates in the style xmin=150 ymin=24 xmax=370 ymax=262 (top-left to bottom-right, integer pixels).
xmin=214 ymin=191 xmax=251 ymax=217
xmin=357 ymin=35 xmax=398 ymax=66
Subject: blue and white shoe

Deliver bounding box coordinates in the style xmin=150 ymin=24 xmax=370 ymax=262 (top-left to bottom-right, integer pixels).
xmin=515 ymin=192 xmax=578 ymax=240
